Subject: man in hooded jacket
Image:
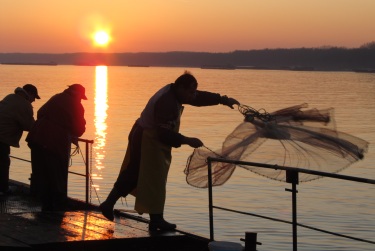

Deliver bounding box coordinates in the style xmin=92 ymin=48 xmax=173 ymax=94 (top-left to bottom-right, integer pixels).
xmin=0 ymin=84 xmax=40 ymax=195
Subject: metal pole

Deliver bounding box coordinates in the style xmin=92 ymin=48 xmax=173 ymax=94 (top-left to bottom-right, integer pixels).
xmin=77 ymin=138 xmax=94 ymax=205
xmin=208 ymin=158 xmax=214 ymax=241
xmin=85 ymin=141 xmax=89 ymax=204
xmin=286 ymin=170 xmax=299 ymax=251
xmin=292 ymin=180 xmax=297 ymax=251
xmin=244 ymin=232 xmax=258 ymax=251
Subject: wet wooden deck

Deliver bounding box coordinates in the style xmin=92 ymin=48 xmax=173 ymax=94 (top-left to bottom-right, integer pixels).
xmin=0 ymin=180 xmax=210 ymax=251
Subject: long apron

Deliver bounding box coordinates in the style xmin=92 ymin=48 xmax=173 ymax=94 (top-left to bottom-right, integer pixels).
xmin=119 ymin=107 xmax=183 ymax=214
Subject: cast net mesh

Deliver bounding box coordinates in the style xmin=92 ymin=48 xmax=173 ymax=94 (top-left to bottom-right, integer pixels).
xmin=184 ymin=103 xmax=369 ymax=188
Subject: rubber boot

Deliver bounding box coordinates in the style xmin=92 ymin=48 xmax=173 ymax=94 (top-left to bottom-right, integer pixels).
xmin=99 ymin=187 xmax=121 ymax=221
xmin=149 ymin=214 xmax=177 ymax=231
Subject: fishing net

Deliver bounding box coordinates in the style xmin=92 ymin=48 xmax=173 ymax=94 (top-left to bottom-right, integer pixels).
xmin=184 ymin=103 xmax=369 ymax=188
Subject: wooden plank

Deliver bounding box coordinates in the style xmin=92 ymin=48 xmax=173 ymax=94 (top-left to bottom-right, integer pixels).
xmin=1 ymin=181 xmax=210 ymax=251
xmin=0 ymin=231 xmax=30 ymax=248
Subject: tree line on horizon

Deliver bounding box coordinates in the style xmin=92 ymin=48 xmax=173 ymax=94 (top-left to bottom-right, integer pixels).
xmin=1 ymin=41 xmax=374 ymax=71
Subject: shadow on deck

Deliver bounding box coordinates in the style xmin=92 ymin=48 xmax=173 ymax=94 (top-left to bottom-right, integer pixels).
xmin=0 ymin=180 xmax=210 ymax=251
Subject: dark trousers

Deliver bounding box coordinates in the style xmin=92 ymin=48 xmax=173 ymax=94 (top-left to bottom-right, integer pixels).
xmin=114 ymin=123 xmax=143 ymax=196
xmin=29 ymin=143 xmax=69 ymax=209
xmin=0 ymin=142 xmax=10 ymax=193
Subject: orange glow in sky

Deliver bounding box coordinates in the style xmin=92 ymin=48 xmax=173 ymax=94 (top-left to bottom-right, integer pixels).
xmin=1 ymin=1 xmax=375 ymax=53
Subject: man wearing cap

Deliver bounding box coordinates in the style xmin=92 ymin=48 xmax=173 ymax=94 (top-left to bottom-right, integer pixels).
xmin=26 ymin=84 xmax=86 ymax=210
xmin=0 ymin=84 xmax=40 ymax=195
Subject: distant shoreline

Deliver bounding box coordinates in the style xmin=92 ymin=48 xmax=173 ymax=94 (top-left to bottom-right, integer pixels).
xmin=2 ymin=62 xmax=374 ymax=74
xmin=1 ymin=62 xmax=374 ymax=74
xmin=1 ymin=48 xmax=374 ymax=72
xmin=1 ymin=62 xmax=57 ymax=66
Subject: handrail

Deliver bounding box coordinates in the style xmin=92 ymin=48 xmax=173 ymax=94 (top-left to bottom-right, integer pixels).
xmin=206 ymin=157 xmax=375 ymax=251
xmin=77 ymin=138 xmax=94 ymax=203
xmin=208 ymin=157 xmax=375 ymax=184
xmin=10 ymin=138 xmax=94 ymax=204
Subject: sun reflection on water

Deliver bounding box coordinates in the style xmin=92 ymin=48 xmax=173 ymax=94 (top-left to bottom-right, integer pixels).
xmin=93 ymin=66 xmax=108 ymax=188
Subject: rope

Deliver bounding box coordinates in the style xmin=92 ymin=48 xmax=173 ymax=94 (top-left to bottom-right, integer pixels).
xmin=238 ymin=104 xmax=274 ymax=122
xmin=74 ymin=143 xmax=101 ymax=204
xmin=203 ymin=145 xmax=224 ymax=159
xmin=73 ymin=142 xmax=129 ymax=208
xmin=9 ymin=155 xmax=31 ymax=163
xmin=69 ymin=145 xmax=80 ymax=167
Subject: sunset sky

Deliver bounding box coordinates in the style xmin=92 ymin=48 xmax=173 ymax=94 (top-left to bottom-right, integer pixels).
xmin=1 ymin=0 xmax=374 ymax=53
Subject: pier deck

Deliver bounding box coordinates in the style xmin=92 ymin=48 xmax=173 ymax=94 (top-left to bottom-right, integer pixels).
xmin=0 ymin=180 xmax=209 ymax=251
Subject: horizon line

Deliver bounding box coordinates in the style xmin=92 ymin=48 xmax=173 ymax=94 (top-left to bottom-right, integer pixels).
xmin=0 ymin=45 xmax=371 ymax=54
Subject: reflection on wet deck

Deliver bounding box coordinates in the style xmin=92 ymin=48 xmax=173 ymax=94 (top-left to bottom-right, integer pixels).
xmin=0 ymin=181 xmax=209 ymax=251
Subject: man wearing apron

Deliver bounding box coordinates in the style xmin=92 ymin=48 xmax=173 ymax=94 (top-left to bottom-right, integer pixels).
xmin=100 ymin=71 xmax=239 ymax=231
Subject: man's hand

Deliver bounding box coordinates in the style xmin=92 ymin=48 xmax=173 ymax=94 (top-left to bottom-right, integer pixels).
xmin=182 ymin=137 xmax=204 ymax=148
xmin=220 ymin=95 xmax=240 ymax=109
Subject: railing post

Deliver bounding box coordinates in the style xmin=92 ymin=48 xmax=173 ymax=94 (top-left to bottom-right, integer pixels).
xmin=207 ymin=157 xmax=214 ymax=241
xmin=244 ymin=232 xmax=258 ymax=251
xmin=77 ymin=138 xmax=93 ymax=206
xmin=286 ymin=170 xmax=299 ymax=251
xmin=85 ymin=140 xmax=89 ymax=205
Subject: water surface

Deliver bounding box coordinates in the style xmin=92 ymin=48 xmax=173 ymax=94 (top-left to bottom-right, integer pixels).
xmin=1 ymin=65 xmax=374 ymax=250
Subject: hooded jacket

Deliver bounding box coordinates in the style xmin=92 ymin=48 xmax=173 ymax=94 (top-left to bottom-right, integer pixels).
xmin=0 ymin=93 xmax=35 ymax=147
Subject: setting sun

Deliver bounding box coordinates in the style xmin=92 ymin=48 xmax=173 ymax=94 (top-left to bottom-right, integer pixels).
xmin=93 ymin=31 xmax=111 ymax=47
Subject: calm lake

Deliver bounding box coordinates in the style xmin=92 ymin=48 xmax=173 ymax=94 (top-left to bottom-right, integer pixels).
xmin=1 ymin=65 xmax=374 ymax=251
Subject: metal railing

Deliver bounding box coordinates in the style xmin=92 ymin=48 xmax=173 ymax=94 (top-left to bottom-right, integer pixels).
xmin=75 ymin=138 xmax=94 ymax=203
xmin=10 ymin=138 xmax=94 ymax=204
xmin=206 ymin=157 xmax=375 ymax=251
